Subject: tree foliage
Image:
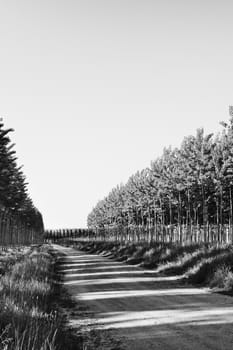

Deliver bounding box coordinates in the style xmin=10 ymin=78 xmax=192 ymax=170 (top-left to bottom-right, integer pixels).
xmin=87 ymin=118 xmax=233 ymax=240
xmin=0 ymin=119 xmax=44 ymax=235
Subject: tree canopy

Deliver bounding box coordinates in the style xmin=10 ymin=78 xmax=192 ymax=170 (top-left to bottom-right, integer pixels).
xmin=87 ymin=117 xmax=233 ymax=241
xmin=0 ymin=119 xmax=44 ymax=235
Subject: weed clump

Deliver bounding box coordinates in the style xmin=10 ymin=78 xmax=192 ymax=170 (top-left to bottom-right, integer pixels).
xmin=187 ymin=249 xmax=233 ymax=287
xmin=209 ymin=265 xmax=233 ymax=289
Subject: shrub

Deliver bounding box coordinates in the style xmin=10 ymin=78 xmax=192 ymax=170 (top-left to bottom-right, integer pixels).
xmin=187 ymin=250 xmax=233 ymax=286
xmin=209 ymin=265 xmax=231 ymax=288
xmin=210 ymin=264 xmax=233 ymax=290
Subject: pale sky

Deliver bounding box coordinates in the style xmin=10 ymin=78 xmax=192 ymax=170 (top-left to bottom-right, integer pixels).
xmin=0 ymin=1 xmax=232 ymax=228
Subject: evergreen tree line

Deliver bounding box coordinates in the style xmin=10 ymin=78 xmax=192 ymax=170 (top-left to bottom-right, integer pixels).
xmin=0 ymin=119 xmax=44 ymax=245
xmin=87 ymin=117 xmax=233 ymax=244
xmin=44 ymin=228 xmax=92 ymax=242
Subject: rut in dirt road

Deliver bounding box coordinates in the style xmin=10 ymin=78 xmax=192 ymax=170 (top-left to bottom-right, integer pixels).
xmin=55 ymin=245 xmax=233 ymax=350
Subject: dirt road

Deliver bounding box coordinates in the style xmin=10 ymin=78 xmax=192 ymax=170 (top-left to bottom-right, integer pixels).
xmin=54 ymin=244 xmax=233 ymax=349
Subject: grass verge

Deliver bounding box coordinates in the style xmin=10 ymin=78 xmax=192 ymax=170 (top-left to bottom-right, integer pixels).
xmin=70 ymin=240 xmax=233 ymax=292
xmin=0 ymin=245 xmax=61 ymax=350
xmin=0 ymin=245 xmax=87 ymax=350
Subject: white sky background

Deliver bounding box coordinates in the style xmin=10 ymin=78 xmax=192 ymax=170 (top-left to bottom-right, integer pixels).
xmin=0 ymin=0 xmax=233 ymax=228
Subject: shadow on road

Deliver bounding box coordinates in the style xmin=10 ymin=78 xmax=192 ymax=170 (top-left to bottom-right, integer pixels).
xmin=54 ymin=245 xmax=233 ymax=350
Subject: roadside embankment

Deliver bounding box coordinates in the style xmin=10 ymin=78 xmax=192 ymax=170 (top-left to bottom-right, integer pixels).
xmin=0 ymin=245 xmax=60 ymax=349
xmin=0 ymin=244 xmax=85 ymax=350
xmin=70 ymin=241 xmax=233 ymax=292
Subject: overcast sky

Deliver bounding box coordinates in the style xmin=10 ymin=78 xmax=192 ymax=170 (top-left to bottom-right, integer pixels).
xmin=0 ymin=0 xmax=233 ymax=228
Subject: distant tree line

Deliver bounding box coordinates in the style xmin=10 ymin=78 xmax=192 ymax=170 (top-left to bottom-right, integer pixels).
xmin=0 ymin=119 xmax=44 ymax=245
xmin=44 ymin=228 xmax=93 ymax=242
xmin=87 ymin=117 xmax=233 ymax=244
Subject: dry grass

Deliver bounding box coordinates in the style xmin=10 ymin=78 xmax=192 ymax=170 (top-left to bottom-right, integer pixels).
xmin=155 ymin=246 xmax=230 ymax=275
xmin=186 ymin=249 xmax=233 ymax=287
xmin=0 ymin=245 xmax=60 ymax=350
xmin=73 ymin=240 xmax=233 ymax=291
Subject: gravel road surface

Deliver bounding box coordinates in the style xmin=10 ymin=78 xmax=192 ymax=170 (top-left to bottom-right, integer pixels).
xmin=54 ymin=244 xmax=233 ymax=350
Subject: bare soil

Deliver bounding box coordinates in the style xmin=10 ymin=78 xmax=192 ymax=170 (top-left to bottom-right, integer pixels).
xmin=53 ymin=244 xmax=233 ymax=350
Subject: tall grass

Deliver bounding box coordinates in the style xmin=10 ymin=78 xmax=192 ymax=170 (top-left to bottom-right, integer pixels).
xmin=0 ymin=245 xmax=60 ymax=350
xmin=74 ymin=240 xmax=233 ymax=291
xmin=186 ymin=249 xmax=233 ymax=286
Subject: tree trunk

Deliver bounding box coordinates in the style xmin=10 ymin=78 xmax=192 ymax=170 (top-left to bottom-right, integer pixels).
xmin=230 ymin=186 xmax=233 ymax=243
xmin=178 ymin=192 xmax=182 ymax=243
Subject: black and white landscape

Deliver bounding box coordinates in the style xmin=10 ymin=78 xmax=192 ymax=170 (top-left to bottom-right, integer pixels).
xmin=1 ymin=1 xmax=233 ymax=349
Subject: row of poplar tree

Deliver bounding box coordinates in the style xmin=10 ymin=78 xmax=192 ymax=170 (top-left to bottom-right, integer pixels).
xmin=0 ymin=119 xmax=44 ymax=244
xmin=87 ymin=117 xmax=233 ymax=240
